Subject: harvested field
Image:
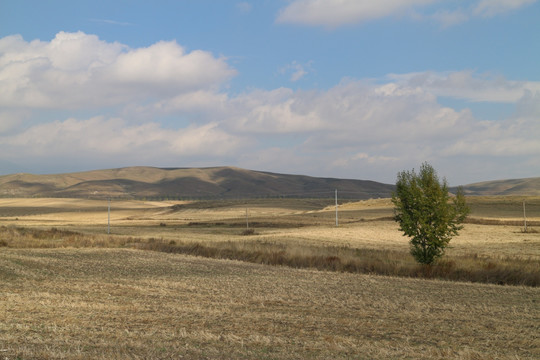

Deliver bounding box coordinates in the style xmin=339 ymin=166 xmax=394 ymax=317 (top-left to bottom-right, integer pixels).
xmin=0 ymin=196 xmax=539 ymax=358
xmin=1 ymin=249 xmax=538 ymax=359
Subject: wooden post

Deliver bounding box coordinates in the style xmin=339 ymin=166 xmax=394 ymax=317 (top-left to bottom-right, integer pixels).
xmin=523 ymin=201 xmax=527 ymax=233
xmin=108 ymin=198 xmax=111 ymax=235
xmin=335 ymin=189 xmax=338 ymax=227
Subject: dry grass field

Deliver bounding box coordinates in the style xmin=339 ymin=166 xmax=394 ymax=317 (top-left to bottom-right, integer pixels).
xmin=1 ymin=249 xmax=539 ymax=359
xmin=1 ymin=196 xmax=539 ymax=359
xmin=1 ymin=196 xmax=538 ymax=259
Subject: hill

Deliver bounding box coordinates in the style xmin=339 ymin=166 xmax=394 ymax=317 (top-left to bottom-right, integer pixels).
xmin=460 ymin=177 xmax=540 ymax=196
xmin=0 ymin=166 xmax=394 ymax=199
xmin=1 ymin=166 xmax=537 ymax=199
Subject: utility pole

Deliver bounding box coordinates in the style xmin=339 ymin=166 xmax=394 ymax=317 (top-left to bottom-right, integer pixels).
xmin=335 ymin=189 xmax=338 ymax=227
xmin=246 ymin=207 xmax=249 ymax=230
xmin=108 ymin=198 xmax=111 ymax=235
xmin=523 ymin=200 xmax=527 ymax=233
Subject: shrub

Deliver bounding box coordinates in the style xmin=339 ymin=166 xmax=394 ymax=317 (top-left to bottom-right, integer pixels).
xmin=240 ymin=228 xmax=256 ymax=236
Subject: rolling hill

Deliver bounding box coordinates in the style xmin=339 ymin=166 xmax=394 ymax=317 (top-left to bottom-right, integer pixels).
xmin=0 ymin=166 xmax=537 ymax=199
xmin=460 ymin=177 xmax=540 ymax=196
xmin=0 ymin=166 xmax=395 ymax=199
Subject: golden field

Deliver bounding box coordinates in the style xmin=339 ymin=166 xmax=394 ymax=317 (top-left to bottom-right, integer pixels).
xmin=1 ymin=196 xmax=538 ymax=259
xmin=0 ymin=196 xmax=539 ymax=359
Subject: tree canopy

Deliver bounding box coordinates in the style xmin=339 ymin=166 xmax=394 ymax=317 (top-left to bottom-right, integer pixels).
xmin=392 ymin=163 xmax=469 ymax=265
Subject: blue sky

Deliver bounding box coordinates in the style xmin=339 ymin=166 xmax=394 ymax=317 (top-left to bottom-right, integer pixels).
xmin=1 ymin=0 xmax=539 ymax=185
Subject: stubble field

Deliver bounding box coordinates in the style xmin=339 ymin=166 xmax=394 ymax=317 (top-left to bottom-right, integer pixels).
xmin=0 ymin=196 xmax=539 ymax=359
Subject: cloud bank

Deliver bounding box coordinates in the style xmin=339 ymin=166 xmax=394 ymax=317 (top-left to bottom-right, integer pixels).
xmin=1 ymin=32 xmax=539 ymax=184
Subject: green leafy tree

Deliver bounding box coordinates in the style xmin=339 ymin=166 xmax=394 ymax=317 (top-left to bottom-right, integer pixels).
xmin=392 ymin=163 xmax=469 ymax=265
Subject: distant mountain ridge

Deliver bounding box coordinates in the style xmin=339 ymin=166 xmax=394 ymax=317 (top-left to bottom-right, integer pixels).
xmin=0 ymin=166 xmax=394 ymax=199
xmin=0 ymin=166 xmax=537 ymax=199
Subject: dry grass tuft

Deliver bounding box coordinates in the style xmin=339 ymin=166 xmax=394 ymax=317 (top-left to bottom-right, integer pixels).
xmin=240 ymin=228 xmax=256 ymax=236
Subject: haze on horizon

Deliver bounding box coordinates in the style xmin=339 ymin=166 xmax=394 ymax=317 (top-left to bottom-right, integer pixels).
xmin=1 ymin=0 xmax=539 ymax=186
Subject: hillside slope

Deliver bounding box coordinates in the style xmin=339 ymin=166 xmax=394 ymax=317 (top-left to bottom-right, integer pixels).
xmin=0 ymin=166 xmax=394 ymax=199
xmin=1 ymin=166 xmax=537 ymax=199
xmin=461 ymin=177 xmax=540 ymax=196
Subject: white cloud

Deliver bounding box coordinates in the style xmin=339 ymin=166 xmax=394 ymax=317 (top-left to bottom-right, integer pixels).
xmin=151 ymin=90 xmax=229 ymax=115
xmin=426 ymin=0 xmax=537 ymax=27
xmin=441 ymin=116 xmax=540 ymax=157
xmin=277 ymin=0 xmax=434 ymax=27
xmin=279 ymin=61 xmax=312 ymax=82
xmin=291 ymin=67 xmax=307 ymax=82
xmin=1 ymin=73 xmax=538 ymax=183
xmin=104 ymin=41 xmax=232 ymax=91
xmin=276 ymin=0 xmax=537 ymax=27
xmin=221 ymin=77 xmax=538 ymax=182
xmin=387 ymin=70 xmax=540 ymax=103
xmin=225 ymin=79 xmax=470 ymax=142
xmin=1 ymin=117 xmax=244 ymax=166
xmin=226 ymin=87 xmax=325 ymax=134
xmin=441 ymin=90 xmax=540 ymax=157
xmin=0 ymin=32 xmax=236 ymax=109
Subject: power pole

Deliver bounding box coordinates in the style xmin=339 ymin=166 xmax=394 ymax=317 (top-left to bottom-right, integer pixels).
xmin=246 ymin=207 xmax=249 ymax=229
xmin=523 ymin=201 xmax=527 ymax=233
xmin=335 ymin=189 xmax=338 ymax=227
xmin=108 ymin=198 xmax=111 ymax=235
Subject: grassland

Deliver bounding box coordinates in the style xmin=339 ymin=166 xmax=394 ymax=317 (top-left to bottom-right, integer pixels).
xmin=0 ymin=196 xmax=539 ymax=359
xmin=1 ymin=248 xmax=538 ymax=359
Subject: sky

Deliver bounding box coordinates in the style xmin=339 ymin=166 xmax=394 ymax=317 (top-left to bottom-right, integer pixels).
xmin=0 ymin=0 xmax=539 ymax=186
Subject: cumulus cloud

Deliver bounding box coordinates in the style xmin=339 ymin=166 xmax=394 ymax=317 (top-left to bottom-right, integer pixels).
xmin=440 ymin=90 xmax=540 ymax=158
xmin=226 ymin=87 xmax=325 ymax=134
xmin=225 ymin=79 xmax=470 ymax=143
xmin=0 ymin=32 xmax=236 ymax=109
xmin=276 ymin=0 xmax=537 ymax=27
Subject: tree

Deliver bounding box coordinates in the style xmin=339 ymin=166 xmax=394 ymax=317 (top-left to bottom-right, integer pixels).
xmin=391 ymin=163 xmax=469 ymax=265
